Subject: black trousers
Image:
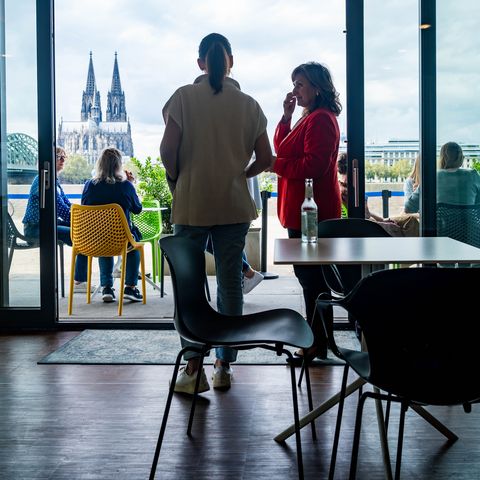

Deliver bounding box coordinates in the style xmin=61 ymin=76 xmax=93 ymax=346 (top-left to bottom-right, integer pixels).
xmin=287 ymin=228 xmax=333 ymax=355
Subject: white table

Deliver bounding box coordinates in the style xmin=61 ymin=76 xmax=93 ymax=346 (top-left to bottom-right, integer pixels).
xmin=273 ymin=236 xmax=480 ymax=478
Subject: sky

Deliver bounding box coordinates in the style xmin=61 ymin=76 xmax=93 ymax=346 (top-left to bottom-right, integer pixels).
xmin=4 ymin=0 xmax=480 ymax=160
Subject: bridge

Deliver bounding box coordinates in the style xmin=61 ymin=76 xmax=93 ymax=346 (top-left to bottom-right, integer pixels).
xmin=7 ymin=133 xmax=38 ymax=184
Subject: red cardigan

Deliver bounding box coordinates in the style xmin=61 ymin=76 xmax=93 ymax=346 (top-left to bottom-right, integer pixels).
xmin=273 ymin=108 xmax=341 ymax=230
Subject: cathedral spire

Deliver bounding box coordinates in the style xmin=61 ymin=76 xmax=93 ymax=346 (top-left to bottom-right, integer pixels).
xmin=81 ymin=52 xmax=102 ymax=122
xmin=106 ymin=52 xmax=127 ymax=122
xmin=85 ymin=51 xmax=96 ymax=95
xmin=110 ymin=52 xmax=123 ymax=95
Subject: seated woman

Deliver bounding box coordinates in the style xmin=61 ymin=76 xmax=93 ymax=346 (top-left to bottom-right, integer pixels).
xmin=22 ymin=146 xmax=89 ymax=291
xmin=404 ymin=155 xmax=420 ymax=212
xmin=81 ymin=147 xmax=143 ymax=303
xmin=404 ymin=142 xmax=480 ymax=213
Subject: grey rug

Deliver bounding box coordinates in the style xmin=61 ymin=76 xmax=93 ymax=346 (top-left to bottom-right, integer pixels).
xmin=38 ymin=329 xmax=360 ymax=365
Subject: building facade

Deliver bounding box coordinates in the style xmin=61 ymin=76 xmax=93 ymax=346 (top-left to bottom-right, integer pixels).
xmin=57 ymin=52 xmax=134 ymax=164
xmin=365 ymin=139 xmax=479 ymax=168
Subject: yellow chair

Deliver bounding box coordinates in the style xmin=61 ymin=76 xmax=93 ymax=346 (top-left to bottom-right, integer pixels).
xmin=68 ymin=203 xmax=146 ymax=316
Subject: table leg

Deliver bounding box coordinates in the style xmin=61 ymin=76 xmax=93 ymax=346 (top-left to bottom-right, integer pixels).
xmin=274 ymin=377 xmax=366 ymax=443
xmin=373 ymin=387 xmax=393 ymax=480
xmin=410 ymin=404 xmax=458 ymax=442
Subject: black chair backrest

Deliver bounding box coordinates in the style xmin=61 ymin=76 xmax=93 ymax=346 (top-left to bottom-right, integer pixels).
xmin=160 ymin=235 xmax=217 ymax=343
xmin=317 ymin=218 xmax=390 ymax=295
xmin=343 ymin=267 xmax=480 ymax=405
xmin=317 ymin=218 xmax=391 ymax=239
xmin=437 ymin=203 xmax=480 ymax=248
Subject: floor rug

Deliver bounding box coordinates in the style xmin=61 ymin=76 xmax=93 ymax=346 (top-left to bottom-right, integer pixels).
xmin=38 ymin=329 xmax=360 ymax=365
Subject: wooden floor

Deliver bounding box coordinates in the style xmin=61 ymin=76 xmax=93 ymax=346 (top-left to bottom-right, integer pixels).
xmin=1 ymin=331 xmax=479 ymax=479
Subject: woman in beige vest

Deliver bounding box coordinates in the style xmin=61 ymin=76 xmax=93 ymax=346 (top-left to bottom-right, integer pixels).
xmin=161 ymin=33 xmax=272 ymax=394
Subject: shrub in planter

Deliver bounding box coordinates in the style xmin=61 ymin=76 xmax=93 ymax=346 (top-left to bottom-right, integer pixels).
xmin=130 ymin=157 xmax=173 ymax=233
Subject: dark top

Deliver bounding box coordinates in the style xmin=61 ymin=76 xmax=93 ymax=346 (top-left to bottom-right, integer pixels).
xmin=81 ymin=179 xmax=142 ymax=235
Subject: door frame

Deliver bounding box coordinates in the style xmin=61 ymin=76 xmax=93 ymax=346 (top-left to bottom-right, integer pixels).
xmin=0 ymin=0 xmax=57 ymax=328
xmin=346 ymin=0 xmax=437 ymax=229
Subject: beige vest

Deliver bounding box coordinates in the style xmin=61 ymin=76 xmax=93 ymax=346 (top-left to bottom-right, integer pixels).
xmin=162 ymin=76 xmax=267 ymax=226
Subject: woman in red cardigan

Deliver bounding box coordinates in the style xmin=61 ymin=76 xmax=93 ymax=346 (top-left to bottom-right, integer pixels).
xmin=272 ymin=62 xmax=342 ymax=359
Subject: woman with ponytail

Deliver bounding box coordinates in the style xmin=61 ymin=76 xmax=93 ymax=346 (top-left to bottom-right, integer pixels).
xmin=161 ymin=33 xmax=272 ymax=393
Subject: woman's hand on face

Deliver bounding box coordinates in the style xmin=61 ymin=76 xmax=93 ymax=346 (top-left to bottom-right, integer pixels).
xmin=282 ymin=92 xmax=296 ymax=121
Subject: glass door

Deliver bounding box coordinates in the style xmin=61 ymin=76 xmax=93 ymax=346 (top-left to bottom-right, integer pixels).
xmin=362 ymin=0 xmax=420 ymax=224
xmin=0 ymin=0 xmax=57 ymax=327
xmin=436 ymin=1 xmax=480 ymax=245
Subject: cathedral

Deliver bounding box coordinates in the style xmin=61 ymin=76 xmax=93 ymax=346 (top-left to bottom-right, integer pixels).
xmin=57 ymin=52 xmax=134 ymax=164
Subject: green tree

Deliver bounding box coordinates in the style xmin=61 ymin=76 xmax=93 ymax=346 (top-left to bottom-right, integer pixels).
xmin=130 ymin=157 xmax=173 ymax=233
xmin=391 ymin=159 xmax=411 ymax=181
xmin=59 ymin=154 xmax=92 ymax=184
xmin=472 ymin=158 xmax=480 ymax=174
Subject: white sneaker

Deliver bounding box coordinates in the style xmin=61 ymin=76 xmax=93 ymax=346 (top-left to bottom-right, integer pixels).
xmin=173 ymin=367 xmax=210 ymax=395
xmin=74 ymin=282 xmax=96 ymax=294
xmin=212 ymin=364 xmax=233 ymax=390
xmin=242 ymin=270 xmax=264 ymax=294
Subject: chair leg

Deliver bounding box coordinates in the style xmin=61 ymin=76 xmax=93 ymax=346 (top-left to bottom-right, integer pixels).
xmin=149 ymin=350 xmax=185 ymax=480
xmin=385 ymin=393 xmax=392 ymax=434
xmin=87 ymin=256 xmax=93 ymax=304
xmin=160 ymin=246 xmax=165 ymax=298
xmin=394 ymin=401 xmax=408 ymax=480
xmin=349 ymin=391 xmax=370 ymax=480
xmin=205 ymin=275 xmax=211 ymax=302
xmin=187 ymin=353 xmax=207 ymax=436
xmin=150 ymin=241 xmax=157 ymax=284
xmin=298 ymin=359 xmax=306 ymax=387
xmin=68 ymin=251 xmax=76 ymax=315
xmin=303 ymin=363 xmax=317 ymax=441
xmin=329 ymin=364 xmax=350 ymax=480
xmin=59 ymin=242 xmax=65 ymax=298
xmin=118 ymin=250 xmax=127 ymax=316
xmin=140 ymin=247 xmax=147 ymax=304
xmin=285 ymin=350 xmax=304 ymax=480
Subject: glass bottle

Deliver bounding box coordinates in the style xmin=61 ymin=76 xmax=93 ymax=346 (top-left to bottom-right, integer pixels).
xmin=301 ymin=178 xmax=318 ymax=243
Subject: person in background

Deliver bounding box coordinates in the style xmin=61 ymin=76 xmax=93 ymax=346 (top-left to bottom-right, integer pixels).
xmin=338 ymin=153 xmax=419 ymax=237
xmin=404 ymin=142 xmax=480 ymax=213
xmin=404 ymin=155 xmax=420 ymax=213
xmin=160 ymin=32 xmax=271 ymax=393
xmin=23 ymin=146 xmax=89 ymax=292
xmin=271 ymin=61 xmax=342 ymax=360
xmin=337 ymin=152 xmax=348 ymax=218
xmin=81 ymin=147 xmax=143 ymax=303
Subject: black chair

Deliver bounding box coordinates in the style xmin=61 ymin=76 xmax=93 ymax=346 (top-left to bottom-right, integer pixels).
xmin=159 ymin=243 xmax=212 ymax=300
xmin=150 ymin=236 xmax=314 ymax=480
xmin=437 ymin=202 xmax=480 ymax=249
xmin=297 ymin=218 xmax=391 ymax=387
xmin=317 ymin=218 xmax=391 ymax=297
xmin=7 ymin=213 xmax=66 ymax=297
xmin=317 ymin=267 xmax=480 ymax=479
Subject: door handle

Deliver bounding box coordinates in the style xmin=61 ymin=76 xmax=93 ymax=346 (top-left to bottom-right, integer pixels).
xmin=39 ymin=161 xmax=51 ymax=209
xmin=352 ymin=158 xmax=359 ymax=208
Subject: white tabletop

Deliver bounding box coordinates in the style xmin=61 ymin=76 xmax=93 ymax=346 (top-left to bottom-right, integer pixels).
xmin=142 ymin=207 xmax=168 ymax=212
xmin=274 ymin=237 xmax=480 ymax=265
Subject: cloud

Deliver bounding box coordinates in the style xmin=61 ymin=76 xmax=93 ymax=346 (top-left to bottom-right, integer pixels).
xmin=5 ymin=0 xmax=479 ymax=155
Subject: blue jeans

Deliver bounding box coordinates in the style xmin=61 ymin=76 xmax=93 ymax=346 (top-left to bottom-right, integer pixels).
xmin=174 ymin=223 xmax=250 ymax=363
xmin=206 ymin=236 xmax=250 ymax=272
xmin=98 ymin=250 xmax=140 ymax=288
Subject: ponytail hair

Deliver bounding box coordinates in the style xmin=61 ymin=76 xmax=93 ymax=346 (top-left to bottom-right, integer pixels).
xmin=198 ymin=33 xmax=232 ymax=95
